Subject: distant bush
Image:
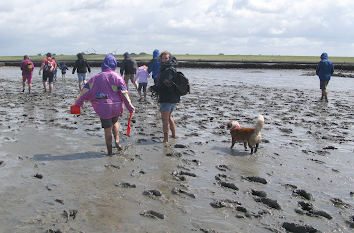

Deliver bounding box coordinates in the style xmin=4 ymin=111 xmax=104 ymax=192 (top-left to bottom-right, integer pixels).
xmin=218 ymin=53 xmax=224 ymax=55
xmin=139 ymin=52 xmax=147 ymax=55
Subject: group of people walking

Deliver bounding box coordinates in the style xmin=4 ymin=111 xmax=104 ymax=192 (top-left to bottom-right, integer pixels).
xmin=73 ymin=50 xmax=180 ymax=155
xmin=21 ymin=50 xmax=180 ymax=155
xmin=20 ymin=50 xmax=334 ymax=155
xmin=20 ymin=52 xmax=90 ymax=94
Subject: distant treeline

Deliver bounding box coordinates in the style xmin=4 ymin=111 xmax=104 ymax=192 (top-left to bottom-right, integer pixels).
xmin=1 ymin=54 xmax=354 ymax=70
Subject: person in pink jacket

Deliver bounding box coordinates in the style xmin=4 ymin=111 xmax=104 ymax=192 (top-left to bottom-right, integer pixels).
xmin=75 ymin=54 xmax=135 ymax=155
xmin=20 ymin=55 xmax=34 ymax=93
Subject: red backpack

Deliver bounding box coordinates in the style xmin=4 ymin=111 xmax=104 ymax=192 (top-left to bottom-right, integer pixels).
xmin=44 ymin=58 xmax=55 ymax=72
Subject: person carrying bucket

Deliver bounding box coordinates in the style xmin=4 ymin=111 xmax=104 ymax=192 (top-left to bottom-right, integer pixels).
xmin=73 ymin=54 xmax=135 ymax=155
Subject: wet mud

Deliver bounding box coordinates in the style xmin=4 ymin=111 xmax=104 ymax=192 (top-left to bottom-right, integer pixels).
xmin=0 ymin=67 xmax=353 ymax=232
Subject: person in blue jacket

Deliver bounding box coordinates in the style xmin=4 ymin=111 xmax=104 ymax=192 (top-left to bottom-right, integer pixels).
xmin=148 ymin=49 xmax=161 ymax=84
xmin=316 ymin=52 xmax=334 ymax=102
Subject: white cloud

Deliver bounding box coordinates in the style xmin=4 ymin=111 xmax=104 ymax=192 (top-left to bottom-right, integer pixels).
xmin=0 ymin=0 xmax=353 ymax=56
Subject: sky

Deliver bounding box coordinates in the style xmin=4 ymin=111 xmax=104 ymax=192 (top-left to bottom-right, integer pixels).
xmin=0 ymin=0 xmax=353 ymax=57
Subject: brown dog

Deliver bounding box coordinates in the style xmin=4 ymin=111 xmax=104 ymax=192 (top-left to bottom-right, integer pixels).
xmin=227 ymin=115 xmax=264 ymax=154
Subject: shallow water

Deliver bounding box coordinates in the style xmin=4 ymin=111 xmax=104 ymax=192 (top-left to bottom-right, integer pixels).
xmin=0 ymin=67 xmax=353 ymax=233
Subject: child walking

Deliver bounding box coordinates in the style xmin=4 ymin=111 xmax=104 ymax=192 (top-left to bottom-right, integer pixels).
xmin=134 ymin=65 xmax=150 ymax=101
xmin=74 ymin=54 xmax=135 ymax=155
xmin=60 ymin=62 xmax=69 ymax=79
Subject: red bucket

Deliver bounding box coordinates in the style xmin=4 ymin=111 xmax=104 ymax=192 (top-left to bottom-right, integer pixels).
xmin=70 ymin=105 xmax=81 ymax=115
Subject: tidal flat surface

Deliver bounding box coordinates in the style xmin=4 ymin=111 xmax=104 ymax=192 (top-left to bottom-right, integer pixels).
xmin=0 ymin=67 xmax=353 ymax=233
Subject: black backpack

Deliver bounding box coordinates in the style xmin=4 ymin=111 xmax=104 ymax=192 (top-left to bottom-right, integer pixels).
xmin=172 ymin=71 xmax=190 ymax=96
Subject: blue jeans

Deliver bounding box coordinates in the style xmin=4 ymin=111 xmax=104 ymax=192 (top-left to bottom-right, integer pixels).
xmin=78 ymin=73 xmax=86 ymax=83
xmin=160 ymin=103 xmax=177 ymax=112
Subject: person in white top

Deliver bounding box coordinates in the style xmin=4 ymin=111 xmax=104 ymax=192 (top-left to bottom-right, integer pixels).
xmin=134 ymin=65 xmax=150 ymax=101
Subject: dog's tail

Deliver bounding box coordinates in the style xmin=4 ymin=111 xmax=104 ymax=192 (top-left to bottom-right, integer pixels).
xmin=254 ymin=115 xmax=264 ymax=134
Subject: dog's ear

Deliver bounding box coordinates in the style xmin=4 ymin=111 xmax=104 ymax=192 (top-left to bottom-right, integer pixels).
xmin=226 ymin=121 xmax=232 ymax=129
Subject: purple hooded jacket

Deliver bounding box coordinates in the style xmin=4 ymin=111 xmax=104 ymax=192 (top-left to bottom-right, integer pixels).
xmin=75 ymin=54 xmax=134 ymax=119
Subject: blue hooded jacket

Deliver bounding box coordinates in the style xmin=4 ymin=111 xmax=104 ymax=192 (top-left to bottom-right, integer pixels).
xmin=147 ymin=49 xmax=160 ymax=79
xmin=316 ymin=53 xmax=334 ymax=81
xmin=101 ymin=54 xmax=117 ymax=71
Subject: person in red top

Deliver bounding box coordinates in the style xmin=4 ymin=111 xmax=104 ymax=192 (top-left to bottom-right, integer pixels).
xmin=20 ymin=55 xmax=34 ymax=93
xmin=38 ymin=52 xmax=57 ymax=93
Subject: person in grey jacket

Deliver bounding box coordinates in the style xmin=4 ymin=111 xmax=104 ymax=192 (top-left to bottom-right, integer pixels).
xmin=120 ymin=52 xmax=138 ymax=90
xmin=316 ymin=52 xmax=334 ymax=102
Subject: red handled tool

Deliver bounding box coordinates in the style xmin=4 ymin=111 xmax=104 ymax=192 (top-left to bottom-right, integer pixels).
xmin=126 ymin=111 xmax=133 ymax=136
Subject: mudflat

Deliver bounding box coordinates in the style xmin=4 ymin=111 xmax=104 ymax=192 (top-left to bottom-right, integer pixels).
xmin=0 ymin=67 xmax=353 ymax=232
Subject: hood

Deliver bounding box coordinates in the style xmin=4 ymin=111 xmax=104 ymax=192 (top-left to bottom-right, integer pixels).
xmin=123 ymin=52 xmax=130 ymax=59
xmin=320 ymin=53 xmax=328 ymax=60
xmin=160 ymin=56 xmax=178 ymax=70
xmin=153 ymin=49 xmax=159 ymax=59
xmin=77 ymin=53 xmax=84 ymax=60
xmin=101 ymin=54 xmax=117 ymax=71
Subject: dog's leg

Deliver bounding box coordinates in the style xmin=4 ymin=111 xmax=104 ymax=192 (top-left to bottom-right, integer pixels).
xmin=243 ymin=142 xmax=248 ymax=151
xmin=231 ymin=139 xmax=235 ymax=149
xmin=248 ymin=142 xmax=253 ymax=154
xmin=254 ymin=143 xmax=259 ymax=153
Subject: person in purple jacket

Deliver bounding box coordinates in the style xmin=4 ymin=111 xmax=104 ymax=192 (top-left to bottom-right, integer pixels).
xmin=75 ymin=54 xmax=135 ymax=155
xmin=20 ymin=55 xmax=34 ymax=93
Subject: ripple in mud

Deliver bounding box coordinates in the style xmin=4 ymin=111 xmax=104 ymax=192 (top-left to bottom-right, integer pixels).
xmin=282 ymin=222 xmax=318 ymax=233
xmin=219 ymin=181 xmax=239 ymax=191
xmin=116 ymin=182 xmax=136 ymax=188
xmin=251 ymin=189 xmax=267 ymax=198
xmin=171 ymin=187 xmax=196 ymax=198
xmin=143 ymin=189 xmax=162 ymax=197
xmin=293 ymin=189 xmax=313 ymax=200
xmin=254 ymin=197 xmax=281 ymax=210
xmin=140 ymin=210 xmax=165 ymax=219
xmin=296 ymin=201 xmax=332 ymax=219
xmin=33 ymin=173 xmax=43 ymax=179
xmin=330 ymin=198 xmax=351 ymax=209
xmin=243 ymin=176 xmax=267 ymax=184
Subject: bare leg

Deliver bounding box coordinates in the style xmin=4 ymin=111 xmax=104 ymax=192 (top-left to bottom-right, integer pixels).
xmin=112 ymin=122 xmax=122 ymax=151
xmin=28 ymin=83 xmax=32 ymax=93
xmin=49 ymin=83 xmax=53 ymax=93
xmin=143 ymin=92 xmax=147 ymax=101
xmin=161 ymin=111 xmax=171 ymax=143
xmin=124 ymin=77 xmax=129 ymax=91
xmin=43 ymin=81 xmax=47 ymax=92
xmin=22 ymin=81 xmax=25 ymax=92
xmin=104 ymin=127 xmax=113 ymax=155
xmin=324 ymin=90 xmax=328 ymax=102
xmin=169 ymin=114 xmax=177 ymax=138
xmin=79 ymin=81 xmax=83 ymax=90
xmin=321 ymin=90 xmax=325 ymax=100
